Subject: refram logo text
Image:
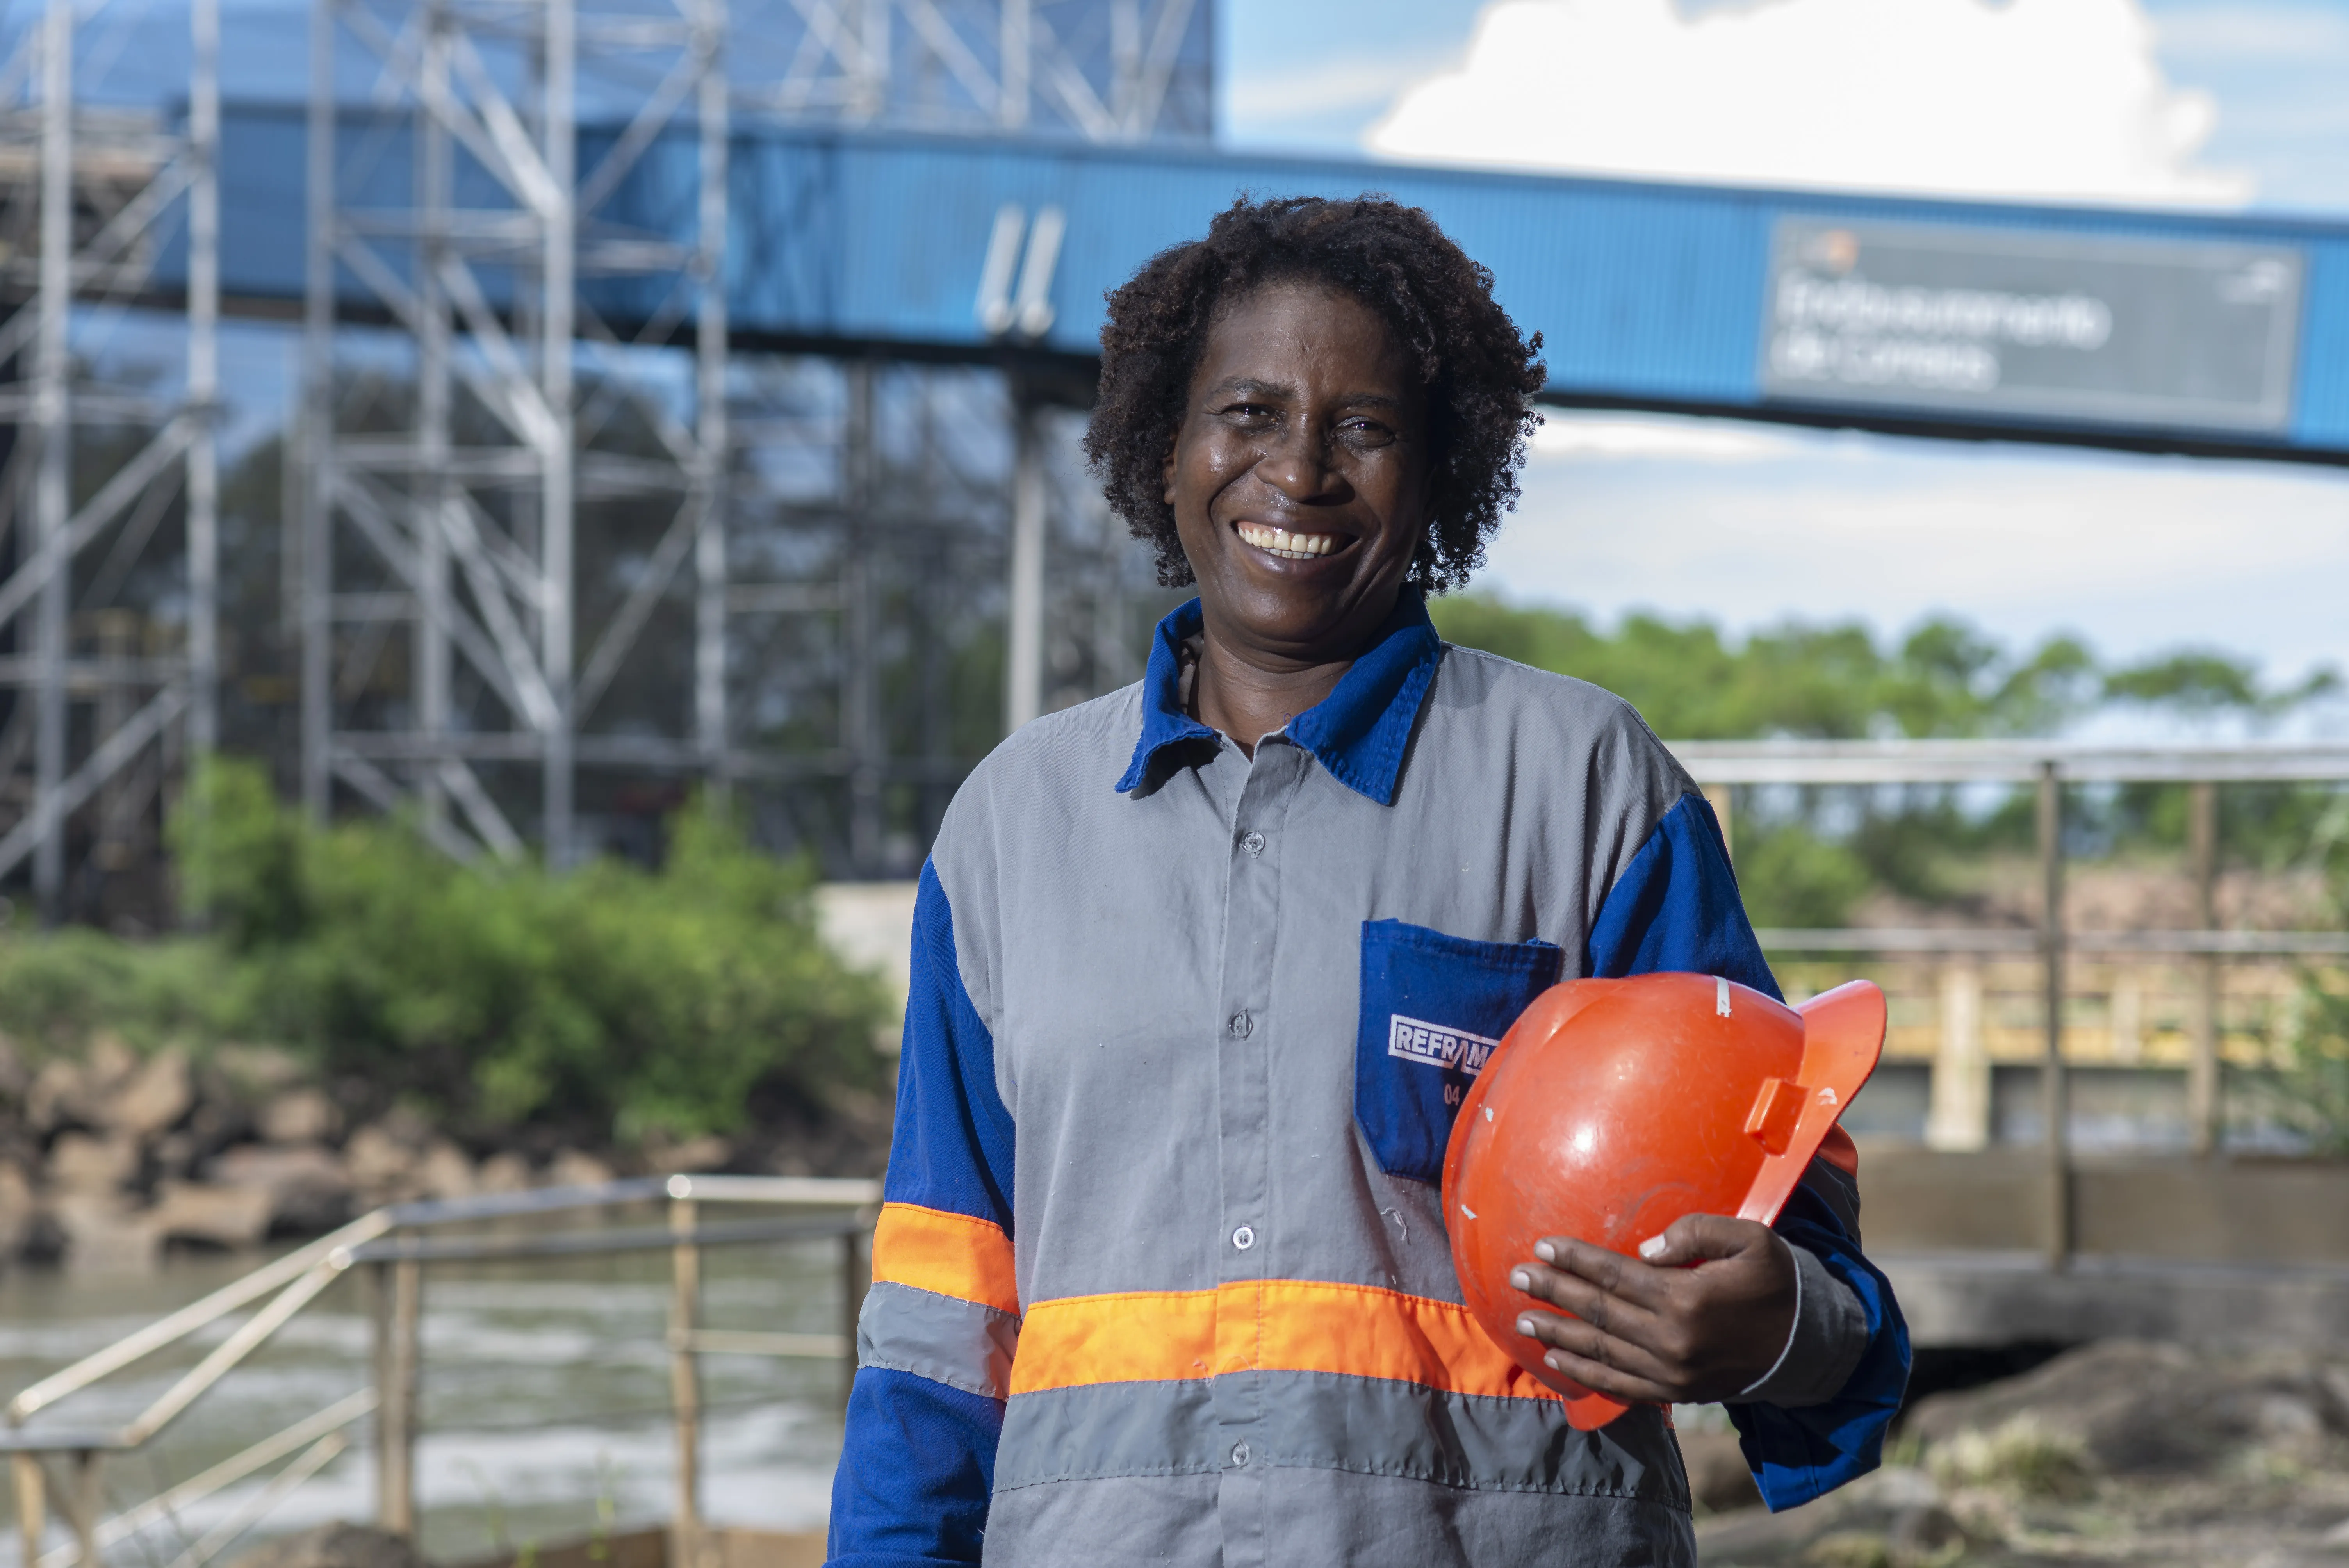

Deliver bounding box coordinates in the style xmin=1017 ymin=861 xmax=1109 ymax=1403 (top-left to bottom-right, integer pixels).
xmin=1388 ymin=1015 xmax=1499 ymax=1076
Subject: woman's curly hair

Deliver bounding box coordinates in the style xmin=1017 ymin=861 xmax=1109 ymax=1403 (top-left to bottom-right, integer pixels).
xmin=1084 ymin=194 xmax=1546 ymax=594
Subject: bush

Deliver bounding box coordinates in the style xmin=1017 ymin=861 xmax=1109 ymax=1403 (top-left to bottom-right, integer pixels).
xmin=149 ymin=759 xmax=887 ymax=1141
xmin=0 ymin=928 xmax=229 ymax=1055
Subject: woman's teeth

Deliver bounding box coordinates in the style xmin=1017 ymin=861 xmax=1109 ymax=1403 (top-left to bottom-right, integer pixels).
xmin=1236 ymin=521 xmax=1345 ymax=559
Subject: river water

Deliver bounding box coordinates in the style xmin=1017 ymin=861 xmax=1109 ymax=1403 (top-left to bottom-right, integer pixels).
xmin=0 ymin=1234 xmax=848 ymax=1568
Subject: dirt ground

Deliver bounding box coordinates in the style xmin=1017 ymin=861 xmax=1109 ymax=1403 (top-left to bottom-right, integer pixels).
xmin=1693 ymin=1340 xmax=2349 ymax=1566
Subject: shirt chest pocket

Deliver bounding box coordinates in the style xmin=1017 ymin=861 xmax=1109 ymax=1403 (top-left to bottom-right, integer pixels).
xmin=1355 ymin=918 xmax=1565 ymax=1185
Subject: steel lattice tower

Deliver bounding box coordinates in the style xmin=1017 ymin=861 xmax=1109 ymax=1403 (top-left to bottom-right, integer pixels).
xmin=0 ymin=0 xmax=221 ymax=923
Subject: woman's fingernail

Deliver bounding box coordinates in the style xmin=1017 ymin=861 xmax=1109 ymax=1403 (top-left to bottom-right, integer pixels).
xmin=1510 ymin=1268 xmax=1532 ymax=1291
xmin=1517 ymin=1317 xmax=1536 ymax=1337
xmin=1534 ymin=1240 xmax=1557 ymax=1263
xmin=1639 ymin=1235 xmax=1669 ymax=1261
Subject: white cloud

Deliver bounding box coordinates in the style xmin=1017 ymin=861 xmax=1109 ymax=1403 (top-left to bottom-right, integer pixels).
xmin=1368 ymin=0 xmax=2254 ymax=207
xmin=1529 ymin=412 xmax=1802 ymax=462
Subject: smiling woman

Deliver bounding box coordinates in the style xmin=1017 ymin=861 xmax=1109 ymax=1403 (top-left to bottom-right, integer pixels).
xmin=1083 ymin=195 xmax=1547 ymax=752
xmin=825 ymin=195 xmax=1909 ymax=1568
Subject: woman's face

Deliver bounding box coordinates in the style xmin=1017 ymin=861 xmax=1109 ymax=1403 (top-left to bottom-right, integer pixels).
xmin=1163 ymin=281 xmax=1431 ymax=664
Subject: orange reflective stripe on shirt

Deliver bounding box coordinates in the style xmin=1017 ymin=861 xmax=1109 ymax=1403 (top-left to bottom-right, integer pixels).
xmin=870 ymin=1202 xmax=1020 ymax=1316
xmin=1011 ymin=1279 xmax=1564 ymax=1402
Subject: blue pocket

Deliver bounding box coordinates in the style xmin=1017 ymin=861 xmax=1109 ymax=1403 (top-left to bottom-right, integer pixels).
xmin=1355 ymin=919 xmax=1565 ymax=1184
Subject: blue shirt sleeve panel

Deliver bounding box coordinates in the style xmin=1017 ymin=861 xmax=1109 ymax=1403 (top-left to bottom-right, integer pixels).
xmin=1585 ymin=790 xmax=1913 ymax=1509
xmin=827 ymin=1368 xmax=1003 ymax=1568
xmin=883 ymin=859 xmax=1016 ymax=1228
xmin=827 ymin=864 xmax=1013 ymax=1568
xmin=1584 ymin=792 xmax=1782 ymax=1001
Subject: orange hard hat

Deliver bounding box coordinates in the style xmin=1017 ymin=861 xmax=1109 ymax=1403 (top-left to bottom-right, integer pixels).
xmin=1442 ymin=973 xmax=1886 ymax=1431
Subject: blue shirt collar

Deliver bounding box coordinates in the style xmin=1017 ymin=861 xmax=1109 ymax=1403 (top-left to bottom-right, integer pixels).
xmin=1114 ymin=588 xmax=1444 ymax=805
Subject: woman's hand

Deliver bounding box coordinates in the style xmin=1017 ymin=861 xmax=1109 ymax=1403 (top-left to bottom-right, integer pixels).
xmin=1507 ymin=1215 xmax=1798 ymax=1406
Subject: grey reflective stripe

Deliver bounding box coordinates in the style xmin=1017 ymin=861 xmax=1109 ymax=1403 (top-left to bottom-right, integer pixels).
xmin=995 ymin=1379 xmax=1222 ymax=1490
xmin=855 ymin=1278 xmax=1019 ymax=1401
xmin=984 ymin=1466 xmax=1698 ymax=1568
xmin=997 ymin=1371 xmax=1688 ymax=1506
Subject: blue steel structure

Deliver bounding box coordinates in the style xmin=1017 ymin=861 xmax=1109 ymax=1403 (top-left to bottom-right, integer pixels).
xmin=71 ymin=85 xmax=2344 ymax=890
xmin=201 ymin=112 xmax=2349 ymax=459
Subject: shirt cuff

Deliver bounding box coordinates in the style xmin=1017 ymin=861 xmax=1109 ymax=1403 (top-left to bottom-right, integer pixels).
xmin=1727 ymin=1241 xmax=1870 ymax=1409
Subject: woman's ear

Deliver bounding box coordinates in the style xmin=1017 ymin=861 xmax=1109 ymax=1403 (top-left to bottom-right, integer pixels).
xmin=1162 ymin=436 xmax=1178 ymax=506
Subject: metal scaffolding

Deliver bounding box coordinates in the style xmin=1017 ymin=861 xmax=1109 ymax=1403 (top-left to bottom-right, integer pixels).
xmin=734 ymin=0 xmax=1211 ymax=140
xmin=302 ymin=0 xmax=730 ymax=865
xmin=299 ymin=0 xmax=1198 ymax=871
xmin=0 ymin=0 xmax=220 ymax=923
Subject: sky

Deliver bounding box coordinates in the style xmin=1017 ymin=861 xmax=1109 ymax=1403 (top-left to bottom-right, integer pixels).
xmin=1219 ymin=0 xmax=2349 ymax=700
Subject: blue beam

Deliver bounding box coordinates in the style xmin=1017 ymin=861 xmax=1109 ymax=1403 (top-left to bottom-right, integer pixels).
xmin=203 ymin=106 xmax=2349 ymax=458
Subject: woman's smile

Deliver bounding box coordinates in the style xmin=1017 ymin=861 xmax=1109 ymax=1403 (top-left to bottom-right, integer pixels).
xmin=1232 ymin=520 xmax=1358 ymax=561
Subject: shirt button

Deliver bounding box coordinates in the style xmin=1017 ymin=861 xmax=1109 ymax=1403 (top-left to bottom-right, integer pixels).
xmin=1228 ymin=1011 xmax=1253 ymax=1039
xmin=1239 ymin=831 xmax=1265 ymax=857
xmin=1231 ymin=1440 xmax=1251 ymax=1467
xmin=1232 ymin=1224 xmax=1256 ymax=1251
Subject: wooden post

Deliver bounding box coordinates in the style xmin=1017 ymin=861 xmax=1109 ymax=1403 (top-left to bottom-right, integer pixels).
xmin=14 ymin=1453 xmax=45 ymax=1568
xmin=669 ymin=1196 xmax=702 ymax=1568
xmin=2188 ymin=780 xmax=2222 ymax=1156
xmin=840 ymin=1227 xmax=868 ymax=1411
xmin=1926 ymin=960 xmax=1990 ymax=1151
xmin=68 ymin=1452 xmax=101 ymax=1568
xmin=372 ymin=1256 xmax=421 ymax=1535
xmin=2038 ymin=763 xmax=2070 ymax=1271
xmin=1702 ymin=783 xmax=1733 ymax=864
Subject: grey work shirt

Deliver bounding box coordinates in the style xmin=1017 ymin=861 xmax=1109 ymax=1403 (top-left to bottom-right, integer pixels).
xmin=827 ymin=590 xmax=1903 ymax=1568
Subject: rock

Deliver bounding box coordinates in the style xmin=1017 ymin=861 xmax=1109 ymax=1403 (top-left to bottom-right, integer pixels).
xmin=0 ymin=1033 xmax=26 ymax=1103
xmin=1886 ymin=1500 xmax=1966 ymax=1562
xmin=49 ymin=1190 xmax=161 ymax=1273
xmin=86 ymin=1032 xmax=136 ymax=1089
xmin=260 ymin=1087 xmax=341 ymax=1144
xmin=416 ymin=1141 xmax=476 ymax=1201
xmin=545 ymin=1149 xmax=615 ymax=1189
xmin=224 ymin=1524 xmax=431 ymax=1568
xmin=649 ymin=1133 xmax=733 ymax=1173
xmin=25 ymin=1058 xmax=86 ymax=1133
xmin=206 ymin=1143 xmax=355 ymax=1234
xmin=48 ymin=1131 xmax=140 ymax=1193
xmin=1677 ymin=1424 xmax=1763 ymax=1514
xmin=1697 ymin=1466 xmax=1950 ymax=1567
xmin=101 ymin=1047 xmax=192 ymax=1138
xmin=0 ymin=1160 xmax=33 ymax=1260
xmin=212 ymin=1044 xmax=308 ymax=1098
xmin=476 ymin=1152 xmax=532 ymax=1194
xmin=345 ymin=1124 xmax=420 ymax=1203
xmin=151 ymin=1180 xmax=274 ymax=1249
xmin=1905 ymin=1339 xmax=2349 ymax=1476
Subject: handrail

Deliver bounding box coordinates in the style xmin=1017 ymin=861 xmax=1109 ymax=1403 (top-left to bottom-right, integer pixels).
xmin=3 ymin=1173 xmax=880 ymax=1568
xmin=1757 ymin=927 xmax=2349 ymax=956
xmin=6 ymin=1210 xmax=396 ymax=1425
xmin=1666 ymin=738 xmax=2349 ymax=784
xmin=33 ymin=1394 xmax=378 ymax=1568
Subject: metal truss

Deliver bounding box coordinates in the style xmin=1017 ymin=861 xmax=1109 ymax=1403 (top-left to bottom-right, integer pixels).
xmin=0 ymin=0 xmax=219 ymax=923
xmin=734 ymin=0 xmax=1211 ymax=141
xmin=301 ymin=0 xmax=729 ymax=865
xmin=298 ymin=0 xmax=1196 ymax=873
